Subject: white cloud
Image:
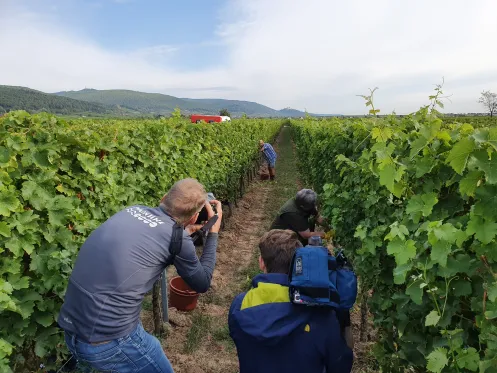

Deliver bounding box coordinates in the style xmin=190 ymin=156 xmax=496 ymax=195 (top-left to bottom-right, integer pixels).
xmin=1 ymin=0 xmax=497 ymax=114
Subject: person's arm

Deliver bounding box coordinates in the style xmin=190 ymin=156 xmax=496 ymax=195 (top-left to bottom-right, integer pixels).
xmin=281 ymin=213 xmax=324 ymax=240
xmin=173 ymin=201 xmax=223 ymax=293
xmin=298 ymin=229 xmax=325 ymax=239
xmin=338 ymin=309 xmax=354 ymax=350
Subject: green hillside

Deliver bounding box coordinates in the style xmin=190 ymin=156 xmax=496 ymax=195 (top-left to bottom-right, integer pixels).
xmin=181 ymin=98 xmax=282 ymax=117
xmin=1 ymin=86 xmax=318 ymax=118
xmin=56 ymin=89 xmax=306 ymax=117
xmin=55 ymin=89 xmax=202 ymax=115
xmin=0 ymin=86 xmax=124 ymax=116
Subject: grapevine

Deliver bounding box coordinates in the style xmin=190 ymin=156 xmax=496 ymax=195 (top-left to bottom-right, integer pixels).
xmin=0 ymin=111 xmax=281 ymax=371
xmin=293 ymin=90 xmax=497 ymax=372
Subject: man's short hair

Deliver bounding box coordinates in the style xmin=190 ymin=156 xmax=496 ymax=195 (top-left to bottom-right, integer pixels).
xmin=295 ymin=189 xmax=317 ymax=212
xmin=259 ymin=229 xmax=303 ymax=274
xmin=160 ymin=178 xmax=206 ymax=224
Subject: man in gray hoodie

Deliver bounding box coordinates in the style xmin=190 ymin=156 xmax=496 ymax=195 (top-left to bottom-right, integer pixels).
xmin=58 ymin=178 xmax=222 ymax=372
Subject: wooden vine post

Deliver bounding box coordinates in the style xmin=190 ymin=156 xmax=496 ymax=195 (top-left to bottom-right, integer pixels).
xmin=152 ymin=280 xmax=163 ymax=336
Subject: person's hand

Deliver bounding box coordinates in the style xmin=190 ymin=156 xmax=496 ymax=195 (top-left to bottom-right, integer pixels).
xmin=185 ymin=224 xmax=203 ymax=235
xmin=317 ymin=215 xmax=331 ymax=229
xmin=204 ymin=200 xmax=223 ymax=233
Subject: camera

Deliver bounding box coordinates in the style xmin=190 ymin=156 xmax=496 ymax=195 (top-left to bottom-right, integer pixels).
xmin=192 ymin=192 xmax=218 ymax=246
xmin=195 ymin=192 xmax=216 ymax=224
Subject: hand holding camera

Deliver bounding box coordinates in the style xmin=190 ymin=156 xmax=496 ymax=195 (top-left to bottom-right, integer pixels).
xmin=203 ymin=199 xmax=223 ymax=233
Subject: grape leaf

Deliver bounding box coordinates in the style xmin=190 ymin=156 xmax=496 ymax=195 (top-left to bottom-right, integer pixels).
xmin=459 ymin=170 xmax=483 ymax=197
xmin=479 ymin=359 xmax=494 ymax=373
xmin=0 ymin=188 xmax=21 ymax=217
xmin=0 ymin=222 xmax=10 ymax=238
xmin=436 ymin=130 xmax=452 ymax=144
xmin=34 ymin=312 xmax=54 ymax=327
xmin=452 ymin=279 xmax=472 ymax=296
xmin=385 ymin=223 xmax=409 ymax=241
xmin=467 ymin=216 xmax=497 ymax=244
xmin=446 ymin=137 xmax=475 ymax=175
xmin=406 ymin=280 xmax=423 ymax=305
xmin=473 ymin=127 xmax=497 ymax=152
xmin=427 ymin=348 xmax=449 ymax=373
xmin=0 ymin=339 xmax=13 ymax=359
xmin=34 ymin=340 xmax=49 ymax=358
xmin=485 ymin=310 xmax=497 ymax=319
xmin=21 ymin=181 xmax=54 ymax=211
xmin=393 ymin=263 xmax=412 ymax=285
xmin=32 ymin=150 xmax=51 ymax=168
xmin=415 ymin=157 xmax=434 ymax=177
xmin=428 ymin=223 xmax=458 ymax=245
xmin=379 ymin=163 xmax=396 ymax=192
xmin=438 ymin=254 xmax=472 ymax=277
xmin=431 ymin=241 xmax=452 ymax=267
xmin=488 ymin=282 xmax=497 ymax=302
xmin=474 ymin=185 xmax=497 ymax=219
xmin=0 ymin=147 xmax=11 ymax=164
xmin=425 ymin=310 xmax=441 ymax=326
xmin=372 ymin=127 xmax=393 ymax=142
xmin=77 ymin=152 xmax=99 ymax=175
xmin=471 ymin=150 xmax=497 ymax=184
xmin=406 ymin=193 xmax=438 ymax=223
xmin=387 ymin=238 xmax=417 ymax=265
xmin=457 ymin=347 xmax=479 ymax=372
xmin=410 ymin=137 xmax=428 ymax=159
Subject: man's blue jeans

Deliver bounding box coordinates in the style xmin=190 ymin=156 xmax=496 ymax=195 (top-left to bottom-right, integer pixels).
xmin=64 ymin=323 xmax=174 ymax=372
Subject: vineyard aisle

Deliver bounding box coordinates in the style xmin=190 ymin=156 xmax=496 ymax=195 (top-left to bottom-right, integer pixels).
xmin=139 ymin=125 xmax=373 ymax=373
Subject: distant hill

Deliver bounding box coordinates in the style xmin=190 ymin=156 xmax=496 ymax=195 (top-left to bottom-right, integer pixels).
xmin=278 ymin=107 xmax=308 ymax=117
xmin=55 ymin=89 xmax=202 ymax=115
xmin=56 ymin=88 xmax=311 ymax=117
xmin=0 ymin=85 xmax=131 ymax=116
xmin=181 ymin=98 xmax=284 ymax=117
xmin=0 ymin=85 xmax=338 ymax=118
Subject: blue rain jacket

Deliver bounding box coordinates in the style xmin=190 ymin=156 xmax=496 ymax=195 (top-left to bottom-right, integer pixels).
xmin=228 ymin=273 xmax=353 ymax=373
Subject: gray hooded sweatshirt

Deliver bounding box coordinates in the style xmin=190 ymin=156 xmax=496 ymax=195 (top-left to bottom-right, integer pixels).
xmin=58 ymin=205 xmax=217 ymax=343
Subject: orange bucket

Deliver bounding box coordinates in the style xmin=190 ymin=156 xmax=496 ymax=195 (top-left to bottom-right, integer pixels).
xmin=169 ymin=276 xmax=199 ymax=311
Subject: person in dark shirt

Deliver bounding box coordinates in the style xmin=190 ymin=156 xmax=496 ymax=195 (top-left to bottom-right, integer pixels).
xmin=229 ymin=229 xmax=353 ymax=373
xmin=271 ymin=189 xmax=326 ymax=245
xmin=58 ymin=178 xmax=223 ymax=373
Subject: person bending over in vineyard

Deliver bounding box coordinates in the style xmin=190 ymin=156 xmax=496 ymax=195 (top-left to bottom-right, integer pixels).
xmin=58 ymin=178 xmax=222 ymax=373
xmin=270 ymin=188 xmax=327 ymax=245
xmin=228 ymin=229 xmax=353 ymax=373
xmin=259 ymin=139 xmax=277 ymax=180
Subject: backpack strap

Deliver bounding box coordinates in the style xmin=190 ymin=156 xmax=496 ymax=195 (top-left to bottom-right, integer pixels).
xmin=165 ymin=222 xmax=183 ymax=267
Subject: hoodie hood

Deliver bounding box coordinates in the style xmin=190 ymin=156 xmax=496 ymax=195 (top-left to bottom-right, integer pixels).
xmin=230 ymin=273 xmax=312 ymax=346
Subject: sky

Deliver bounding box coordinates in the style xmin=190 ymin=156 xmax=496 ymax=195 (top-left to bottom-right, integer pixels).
xmin=1 ymin=0 xmax=497 ymax=114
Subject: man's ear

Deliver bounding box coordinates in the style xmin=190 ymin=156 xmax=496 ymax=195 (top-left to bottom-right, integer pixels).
xmin=160 ymin=194 xmax=167 ymax=204
xmin=258 ymin=255 xmax=267 ymax=273
xmin=186 ymin=212 xmax=199 ymax=227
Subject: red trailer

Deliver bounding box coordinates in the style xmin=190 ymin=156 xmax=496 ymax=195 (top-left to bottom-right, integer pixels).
xmin=190 ymin=114 xmax=231 ymax=123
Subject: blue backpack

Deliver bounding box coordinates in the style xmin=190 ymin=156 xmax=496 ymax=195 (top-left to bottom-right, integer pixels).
xmin=288 ymin=237 xmax=357 ymax=310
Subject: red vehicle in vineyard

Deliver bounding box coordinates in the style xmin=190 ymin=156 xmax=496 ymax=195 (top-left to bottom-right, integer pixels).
xmin=190 ymin=114 xmax=231 ymax=123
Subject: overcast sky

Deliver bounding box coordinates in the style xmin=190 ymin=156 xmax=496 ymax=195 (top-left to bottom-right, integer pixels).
xmin=2 ymin=0 xmax=497 ymax=114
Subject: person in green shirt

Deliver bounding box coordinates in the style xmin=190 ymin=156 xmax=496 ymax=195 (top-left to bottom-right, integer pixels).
xmin=270 ymin=189 xmax=327 ymax=245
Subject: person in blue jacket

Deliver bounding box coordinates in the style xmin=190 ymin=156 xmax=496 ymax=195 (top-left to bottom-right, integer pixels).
xmin=228 ymin=229 xmax=353 ymax=373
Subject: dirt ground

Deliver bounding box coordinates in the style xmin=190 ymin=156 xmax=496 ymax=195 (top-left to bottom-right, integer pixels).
xmin=140 ymin=128 xmax=376 ymax=373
